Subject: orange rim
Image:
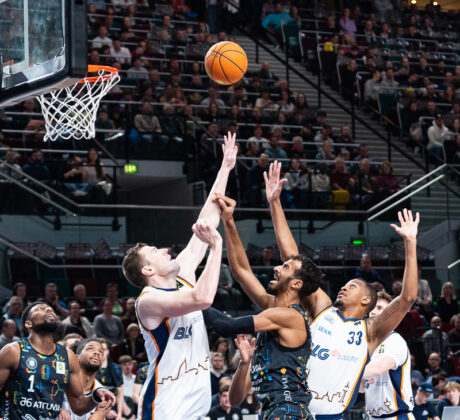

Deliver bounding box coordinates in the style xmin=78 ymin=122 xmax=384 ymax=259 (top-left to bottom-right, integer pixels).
xmin=79 ymin=65 xmax=119 ymax=84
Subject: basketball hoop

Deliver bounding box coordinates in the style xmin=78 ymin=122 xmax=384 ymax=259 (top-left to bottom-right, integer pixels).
xmin=37 ymin=65 xmax=120 ymax=142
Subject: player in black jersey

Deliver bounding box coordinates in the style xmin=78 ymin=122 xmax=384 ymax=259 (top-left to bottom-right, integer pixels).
xmin=203 ymin=194 xmax=322 ymax=420
xmin=0 ymin=302 xmax=115 ymax=420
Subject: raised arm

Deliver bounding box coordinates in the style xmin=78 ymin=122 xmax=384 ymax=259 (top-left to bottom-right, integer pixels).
xmin=367 ymin=209 xmax=419 ymax=354
xmin=216 ymin=194 xmax=274 ymax=310
xmin=265 ymin=162 xmax=332 ymax=317
xmin=264 ymin=161 xmax=299 ymax=260
xmin=229 ymin=335 xmax=255 ymax=407
xmin=137 ymin=220 xmax=223 ymax=321
xmin=176 ymin=132 xmax=237 ymax=282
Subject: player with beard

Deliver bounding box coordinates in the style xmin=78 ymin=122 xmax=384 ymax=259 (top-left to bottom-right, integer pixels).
xmin=203 ymin=193 xmax=322 ymax=420
xmin=0 ymin=302 xmax=115 ymax=420
xmin=217 ymin=161 xmax=420 ymax=420
xmin=61 ymin=338 xmax=113 ymax=420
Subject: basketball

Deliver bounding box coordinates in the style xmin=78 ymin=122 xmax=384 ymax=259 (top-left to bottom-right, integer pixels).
xmin=204 ymin=41 xmax=248 ymax=85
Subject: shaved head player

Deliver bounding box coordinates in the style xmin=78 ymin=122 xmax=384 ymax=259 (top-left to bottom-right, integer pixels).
xmin=227 ymin=161 xmax=420 ymax=420
xmin=122 ymin=133 xmax=237 ymax=420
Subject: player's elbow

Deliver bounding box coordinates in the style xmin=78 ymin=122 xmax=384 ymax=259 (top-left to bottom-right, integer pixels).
xmin=193 ymin=292 xmax=214 ymax=310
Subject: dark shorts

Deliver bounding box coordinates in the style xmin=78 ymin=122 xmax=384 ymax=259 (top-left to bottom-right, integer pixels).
xmin=262 ymin=402 xmax=313 ymax=420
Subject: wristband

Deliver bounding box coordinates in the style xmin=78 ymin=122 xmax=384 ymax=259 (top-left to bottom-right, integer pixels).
xmin=92 ymin=387 xmax=104 ymax=404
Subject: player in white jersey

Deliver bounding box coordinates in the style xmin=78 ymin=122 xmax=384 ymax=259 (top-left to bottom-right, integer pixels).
xmin=121 ymin=132 xmax=237 ymax=420
xmin=62 ymin=338 xmax=112 ymax=420
xmin=227 ymin=161 xmax=420 ymax=420
xmin=362 ymin=291 xmax=415 ymax=420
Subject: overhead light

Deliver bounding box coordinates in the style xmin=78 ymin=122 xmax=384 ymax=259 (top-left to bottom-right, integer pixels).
xmin=433 ymin=1 xmax=438 ymax=5
xmin=411 ymin=0 xmax=416 ymax=3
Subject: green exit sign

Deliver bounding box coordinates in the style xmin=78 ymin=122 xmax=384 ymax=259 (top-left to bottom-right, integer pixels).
xmin=124 ymin=164 xmax=138 ymax=174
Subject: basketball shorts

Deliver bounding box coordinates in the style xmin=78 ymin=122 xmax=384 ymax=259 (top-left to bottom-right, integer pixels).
xmin=262 ymin=402 xmax=313 ymax=420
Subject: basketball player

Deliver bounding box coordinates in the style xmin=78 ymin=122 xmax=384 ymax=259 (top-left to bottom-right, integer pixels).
xmin=361 ymin=291 xmax=414 ymax=420
xmin=120 ymin=133 xmax=236 ymax=420
xmin=61 ymin=337 xmax=113 ymax=420
xmin=205 ymin=194 xmax=322 ymax=419
xmin=222 ymin=161 xmax=419 ymax=420
xmin=0 ymin=302 xmax=115 ymax=420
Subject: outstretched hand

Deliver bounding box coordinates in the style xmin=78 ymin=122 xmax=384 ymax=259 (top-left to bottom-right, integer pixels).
xmin=234 ymin=334 xmax=256 ymax=364
xmin=390 ymin=209 xmax=420 ymax=241
xmin=192 ymin=219 xmax=222 ymax=247
xmin=264 ymin=161 xmax=287 ymax=203
xmin=214 ymin=193 xmax=237 ymax=222
xmin=222 ymin=131 xmax=238 ymax=171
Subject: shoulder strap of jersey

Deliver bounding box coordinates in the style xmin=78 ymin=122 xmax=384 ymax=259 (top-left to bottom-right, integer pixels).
xmin=288 ymin=304 xmax=311 ymax=344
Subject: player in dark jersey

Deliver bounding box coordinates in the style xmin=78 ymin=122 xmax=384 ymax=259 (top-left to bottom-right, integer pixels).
xmin=203 ymin=194 xmax=321 ymax=420
xmin=0 ymin=302 xmax=115 ymax=420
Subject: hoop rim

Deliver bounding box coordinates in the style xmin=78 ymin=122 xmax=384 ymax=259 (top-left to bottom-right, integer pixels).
xmin=79 ymin=65 xmax=119 ymax=84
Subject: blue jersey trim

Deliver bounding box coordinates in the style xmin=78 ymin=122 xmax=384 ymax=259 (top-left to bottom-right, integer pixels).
xmin=336 ymin=308 xmax=363 ymax=322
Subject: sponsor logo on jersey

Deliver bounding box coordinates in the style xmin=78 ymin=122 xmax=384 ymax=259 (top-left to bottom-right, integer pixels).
xmin=174 ymin=326 xmax=192 ymax=340
xmin=56 ymin=361 xmax=66 ymax=375
xmin=311 ymin=343 xmax=361 ymax=363
xmin=24 ymin=415 xmax=36 ymax=420
xmin=378 ymin=344 xmax=385 ymax=354
xmin=317 ymin=326 xmax=332 ymax=335
xmin=323 ymin=314 xmax=334 ymax=324
xmin=26 ymin=357 xmax=38 ymax=370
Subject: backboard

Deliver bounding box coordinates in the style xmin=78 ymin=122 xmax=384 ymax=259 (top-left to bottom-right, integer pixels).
xmin=0 ymin=0 xmax=87 ymax=108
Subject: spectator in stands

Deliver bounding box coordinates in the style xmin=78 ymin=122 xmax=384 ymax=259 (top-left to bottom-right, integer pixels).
xmin=208 ymin=385 xmax=242 ymax=420
xmin=3 ymin=296 xmax=24 ymax=337
xmin=119 ymin=323 xmax=146 ymax=363
xmin=103 ymin=282 xmax=124 ymax=317
xmin=144 ymin=69 xmax=165 ymax=99
xmin=427 ymin=114 xmax=450 ymax=161
xmin=376 ymin=160 xmax=400 ymax=195
xmin=422 ymin=100 xmax=438 ymax=119
xmin=40 ymin=283 xmax=69 ymax=319
xmin=93 ymin=299 xmax=125 ymax=345
xmin=62 ymin=155 xmax=88 ymax=197
xmin=432 ymin=374 xmax=448 ymax=402
xmin=380 ymin=68 xmax=399 ymax=94
xmin=341 ymin=59 xmax=358 ymax=100
xmin=161 ymin=104 xmax=183 ymax=142
xmin=413 ymin=382 xmax=438 ymax=420
xmin=339 ymin=8 xmax=357 ymax=36
xmin=277 ymin=90 xmax=295 ymax=116
xmin=314 ymin=125 xmax=334 ymax=149
xmin=134 ymin=100 xmax=164 ymax=143
xmin=426 ymin=352 xmax=447 ymax=382
xmin=364 ymin=70 xmax=381 ymax=108
xmin=418 ymin=57 xmax=433 ymax=77
xmin=0 ymin=149 xmax=22 ymax=180
xmin=62 ymin=301 xmax=94 ymax=338
xmin=264 ymin=133 xmax=288 ymax=161
xmin=110 ymin=38 xmax=131 ymax=65
xmin=228 ymin=85 xmax=249 ymax=108
xmin=257 ymin=61 xmax=279 ymax=83
xmin=210 ymin=352 xmax=229 ymax=396
xmin=415 ymin=264 xmax=433 ymax=317
xmin=0 ymin=319 xmax=19 ymax=350
xmin=127 ymin=56 xmax=148 ymax=80
xmin=261 ymin=2 xmax=292 ymax=45
xmin=354 ymin=255 xmax=384 ymax=286
xmin=91 ymin=25 xmax=112 ymax=49
xmin=283 ymin=157 xmax=309 ymax=208
xmin=7 ymin=283 xmax=29 ymax=311
xmin=120 ymin=298 xmax=136 ymax=330
xmin=353 ymin=158 xmax=378 ymax=201
xmin=447 ymin=314 xmax=460 ymax=351
xmin=248 ymin=124 xmax=269 ymax=152
xmin=22 ymin=148 xmax=52 ymax=186
xmin=73 ymin=284 xmax=97 ymax=314
xmin=335 ymin=125 xmax=355 ymax=155
xmin=437 ymin=382 xmax=460 ymax=418
xmin=247 ymin=153 xmax=269 ymax=207
xmin=396 ymin=57 xmax=411 ymax=80
xmin=311 ymin=163 xmax=331 ymax=208
xmin=288 ymin=136 xmax=307 ymax=160
xmin=315 ymin=139 xmax=336 ymax=162
xmin=96 ymin=338 xmax=124 ymax=417
xmin=82 ymin=148 xmax=111 ymax=194
xmin=329 ymin=157 xmax=349 ymax=190
xmin=201 ymin=86 xmax=225 ymax=108
xmin=255 ymin=90 xmax=279 ymax=119
xmin=422 ymin=316 xmax=448 ymax=356
xmin=437 ymin=282 xmax=459 ymax=325
xmin=411 ymin=355 xmax=424 ymax=395
xmin=119 ymin=355 xmax=136 ymax=418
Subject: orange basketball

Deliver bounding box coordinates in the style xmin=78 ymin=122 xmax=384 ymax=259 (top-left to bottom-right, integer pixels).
xmin=204 ymin=41 xmax=248 ymax=85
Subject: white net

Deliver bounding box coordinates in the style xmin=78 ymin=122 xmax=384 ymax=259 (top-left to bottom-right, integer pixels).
xmin=37 ymin=66 xmax=120 ymax=142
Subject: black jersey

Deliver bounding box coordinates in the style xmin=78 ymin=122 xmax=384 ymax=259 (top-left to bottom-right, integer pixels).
xmin=250 ymin=304 xmax=312 ymax=413
xmin=1 ymin=338 xmax=70 ymax=420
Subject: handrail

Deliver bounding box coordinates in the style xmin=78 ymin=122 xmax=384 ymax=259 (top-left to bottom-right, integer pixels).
xmin=367 ymin=174 xmax=445 ymax=221
xmin=367 ymin=164 xmax=447 ymax=214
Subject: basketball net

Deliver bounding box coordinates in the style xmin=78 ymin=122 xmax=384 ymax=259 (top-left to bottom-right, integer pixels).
xmin=37 ymin=65 xmax=120 ymax=142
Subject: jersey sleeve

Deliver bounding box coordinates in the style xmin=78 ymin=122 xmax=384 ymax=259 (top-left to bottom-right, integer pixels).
xmin=376 ymin=333 xmax=408 ymax=369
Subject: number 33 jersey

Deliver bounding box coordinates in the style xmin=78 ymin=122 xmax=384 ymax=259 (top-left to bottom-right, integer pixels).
xmin=306 ymin=306 xmax=369 ymax=416
xmin=1 ymin=338 xmax=70 ymax=420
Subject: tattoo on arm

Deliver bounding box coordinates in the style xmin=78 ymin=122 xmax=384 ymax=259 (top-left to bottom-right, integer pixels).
xmin=370 ymin=299 xmax=402 ymax=341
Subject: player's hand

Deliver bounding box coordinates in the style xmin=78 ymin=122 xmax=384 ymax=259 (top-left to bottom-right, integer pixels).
xmin=95 ymin=401 xmax=112 ymax=415
xmin=234 ymin=334 xmax=256 ymax=365
xmin=106 ymin=410 xmax=117 ymax=419
xmin=390 ymin=209 xmax=419 ymax=242
xmin=192 ymin=219 xmax=222 ymax=247
xmin=222 ymin=131 xmax=238 ymax=171
xmin=264 ymin=161 xmax=287 ymax=203
xmin=214 ymin=193 xmax=236 ymax=222
xmin=95 ymin=388 xmax=116 ymax=407
xmin=58 ymin=409 xmax=71 ymax=420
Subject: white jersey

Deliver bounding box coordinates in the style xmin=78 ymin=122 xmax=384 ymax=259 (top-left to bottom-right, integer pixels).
xmin=307 ymin=306 xmax=369 ymax=417
xmin=365 ymin=332 xmax=414 ymax=418
xmin=136 ymin=277 xmax=211 ymax=420
xmin=62 ymin=379 xmax=103 ymax=420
